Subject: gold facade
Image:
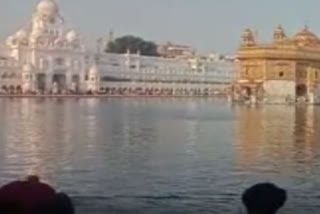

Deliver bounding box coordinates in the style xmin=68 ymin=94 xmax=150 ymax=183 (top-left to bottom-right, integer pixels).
xmin=234 ymin=26 xmax=320 ymax=104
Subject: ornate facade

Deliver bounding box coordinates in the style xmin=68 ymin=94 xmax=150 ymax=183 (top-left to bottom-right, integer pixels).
xmin=234 ymin=25 xmax=320 ymax=104
xmin=1 ymin=0 xmax=89 ymax=94
xmin=0 ymin=0 xmax=236 ymax=96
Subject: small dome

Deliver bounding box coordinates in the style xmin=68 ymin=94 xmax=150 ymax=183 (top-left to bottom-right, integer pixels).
xmin=294 ymin=26 xmax=319 ymax=43
xmin=242 ymin=28 xmax=253 ymax=38
xmin=36 ymin=0 xmax=59 ymax=19
xmin=66 ymin=30 xmax=78 ymax=42
xmin=274 ymin=25 xmax=285 ymax=34
xmin=6 ymin=36 xmax=15 ymax=45
xmin=273 ymin=25 xmax=286 ymax=42
xmin=15 ymin=30 xmax=28 ymax=40
xmin=241 ymin=28 xmax=256 ymax=46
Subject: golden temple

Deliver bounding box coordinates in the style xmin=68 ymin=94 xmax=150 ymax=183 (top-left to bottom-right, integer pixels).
xmin=233 ymin=25 xmax=320 ymax=104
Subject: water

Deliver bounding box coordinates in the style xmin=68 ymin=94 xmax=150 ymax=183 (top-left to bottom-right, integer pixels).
xmin=0 ymin=98 xmax=320 ymax=213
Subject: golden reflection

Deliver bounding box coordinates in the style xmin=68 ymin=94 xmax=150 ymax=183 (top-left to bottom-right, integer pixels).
xmin=234 ymin=105 xmax=319 ymax=171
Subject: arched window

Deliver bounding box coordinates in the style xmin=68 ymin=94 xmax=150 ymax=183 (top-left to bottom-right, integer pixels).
xmin=55 ymin=58 xmax=65 ymax=66
xmin=242 ymin=67 xmax=249 ymax=77
xmin=1 ymin=73 xmax=7 ymax=79
xmin=39 ymin=57 xmax=49 ymax=70
xmin=73 ymin=60 xmax=81 ymax=70
xmin=10 ymin=73 xmax=16 ymax=79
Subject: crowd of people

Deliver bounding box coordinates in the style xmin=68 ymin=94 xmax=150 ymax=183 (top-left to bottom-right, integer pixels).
xmin=0 ymin=176 xmax=287 ymax=214
xmin=0 ymin=85 xmax=226 ymax=97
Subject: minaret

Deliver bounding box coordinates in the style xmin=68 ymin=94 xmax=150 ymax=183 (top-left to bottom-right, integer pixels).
xmin=273 ymin=25 xmax=286 ymax=42
xmin=96 ymin=37 xmax=103 ymax=54
xmin=104 ymin=29 xmax=115 ymax=52
xmin=22 ymin=63 xmax=34 ymax=93
xmin=108 ymin=29 xmax=114 ymax=42
xmin=241 ymin=28 xmax=256 ymax=47
xmin=86 ymin=63 xmax=100 ymax=93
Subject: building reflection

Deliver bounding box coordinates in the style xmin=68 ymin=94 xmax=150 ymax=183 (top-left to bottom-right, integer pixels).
xmin=234 ymin=105 xmax=320 ymax=171
xmin=292 ymin=106 xmax=319 ymax=168
xmin=0 ymin=99 xmax=51 ymax=180
xmin=0 ymin=99 xmax=83 ymax=183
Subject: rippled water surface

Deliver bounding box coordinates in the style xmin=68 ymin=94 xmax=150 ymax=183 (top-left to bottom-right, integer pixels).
xmin=0 ymin=98 xmax=320 ymax=213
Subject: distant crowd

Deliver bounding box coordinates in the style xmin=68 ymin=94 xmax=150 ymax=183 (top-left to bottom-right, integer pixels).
xmin=0 ymin=175 xmax=286 ymax=214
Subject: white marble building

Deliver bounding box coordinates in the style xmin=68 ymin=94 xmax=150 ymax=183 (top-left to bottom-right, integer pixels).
xmin=0 ymin=0 xmax=236 ymax=95
xmin=0 ymin=0 xmax=92 ymax=94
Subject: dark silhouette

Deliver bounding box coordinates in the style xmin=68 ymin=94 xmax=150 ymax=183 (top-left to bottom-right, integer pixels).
xmin=54 ymin=193 xmax=75 ymax=214
xmin=242 ymin=183 xmax=287 ymax=214
xmin=0 ymin=175 xmax=74 ymax=214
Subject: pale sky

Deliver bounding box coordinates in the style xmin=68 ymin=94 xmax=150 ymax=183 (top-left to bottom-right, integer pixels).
xmin=0 ymin=0 xmax=319 ymax=54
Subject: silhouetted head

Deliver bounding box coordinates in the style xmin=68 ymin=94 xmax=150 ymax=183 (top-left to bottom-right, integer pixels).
xmin=0 ymin=176 xmax=56 ymax=214
xmin=242 ymin=183 xmax=287 ymax=214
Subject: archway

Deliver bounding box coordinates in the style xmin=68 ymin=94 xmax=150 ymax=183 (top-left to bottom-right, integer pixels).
xmin=296 ymin=84 xmax=307 ymax=97
xmin=72 ymin=75 xmax=80 ymax=93
xmin=36 ymin=73 xmax=46 ymax=93
xmin=16 ymin=85 xmax=22 ymax=94
xmin=52 ymin=74 xmax=66 ymax=94
xmin=1 ymin=85 xmax=8 ymax=93
xmin=9 ymin=85 xmax=15 ymax=94
xmin=244 ymin=86 xmax=252 ymax=97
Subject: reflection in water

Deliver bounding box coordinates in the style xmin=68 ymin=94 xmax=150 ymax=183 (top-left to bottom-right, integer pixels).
xmin=234 ymin=105 xmax=320 ymax=172
xmin=235 ymin=105 xmax=295 ymax=169
xmin=234 ymin=105 xmax=320 ymax=214
xmin=0 ymin=99 xmax=320 ymax=213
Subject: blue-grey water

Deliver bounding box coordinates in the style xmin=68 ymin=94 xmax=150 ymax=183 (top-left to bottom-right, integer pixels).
xmin=0 ymin=98 xmax=320 ymax=213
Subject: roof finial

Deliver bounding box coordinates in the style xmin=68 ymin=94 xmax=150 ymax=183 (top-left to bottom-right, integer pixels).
xmin=304 ymin=20 xmax=309 ymax=30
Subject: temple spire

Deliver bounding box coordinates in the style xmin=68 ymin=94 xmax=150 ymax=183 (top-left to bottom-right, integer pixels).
xmin=273 ymin=25 xmax=286 ymax=42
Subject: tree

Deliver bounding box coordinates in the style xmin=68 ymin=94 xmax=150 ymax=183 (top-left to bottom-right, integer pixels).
xmin=105 ymin=35 xmax=159 ymax=56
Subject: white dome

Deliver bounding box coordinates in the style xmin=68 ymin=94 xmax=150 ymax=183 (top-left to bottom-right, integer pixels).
xmin=36 ymin=0 xmax=59 ymax=19
xmin=66 ymin=30 xmax=78 ymax=42
xmin=15 ymin=30 xmax=28 ymax=40
xmin=6 ymin=36 xmax=14 ymax=45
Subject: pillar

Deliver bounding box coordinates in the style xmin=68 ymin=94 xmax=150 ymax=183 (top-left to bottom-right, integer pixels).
xmin=45 ymin=73 xmax=52 ymax=93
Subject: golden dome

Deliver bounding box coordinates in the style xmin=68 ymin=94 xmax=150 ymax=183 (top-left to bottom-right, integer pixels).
xmin=294 ymin=26 xmax=319 ymax=43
